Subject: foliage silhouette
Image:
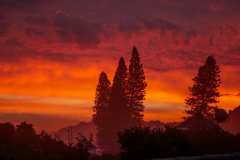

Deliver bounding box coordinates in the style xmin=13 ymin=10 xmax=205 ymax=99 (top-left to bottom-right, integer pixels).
xmin=127 ymin=47 xmax=147 ymax=126
xmin=105 ymin=57 xmax=129 ymax=153
xmin=93 ymin=72 xmax=111 ymax=151
xmin=185 ymin=56 xmax=221 ymax=119
xmin=118 ymin=127 xmax=191 ymax=160
xmin=0 ymin=122 xmax=95 ymax=160
xmin=118 ymin=125 xmax=240 ymax=160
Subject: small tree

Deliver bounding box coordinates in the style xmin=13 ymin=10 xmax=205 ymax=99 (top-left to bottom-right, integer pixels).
xmin=127 ymin=47 xmax=147 ymax=126
xmin=75 ymin=135 xmax=95 ymax=160
xmin=185 ymin=56 xmax=221 ymax=119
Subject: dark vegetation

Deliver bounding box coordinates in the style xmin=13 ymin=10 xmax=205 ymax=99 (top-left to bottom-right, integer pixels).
xmin=1 ymin=47 xmax=240 ymax=160
xmin=0 ymin=122 xmax=95 ymax=160
xmin=119 ymin=125 xmax=240 ymax=160
xmin=118 ymin=127 xmax=191 ymax=160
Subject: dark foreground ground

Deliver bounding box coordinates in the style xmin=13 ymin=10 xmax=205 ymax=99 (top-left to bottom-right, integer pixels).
xmin=155 ymin=153 xmax=240 ymax=160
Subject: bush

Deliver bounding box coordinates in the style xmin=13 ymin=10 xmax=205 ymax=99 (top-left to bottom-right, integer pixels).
xmin=118 ymin=127 xmax=191 ymax=160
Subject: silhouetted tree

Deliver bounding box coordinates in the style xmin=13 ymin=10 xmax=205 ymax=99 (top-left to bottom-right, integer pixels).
xmin=0 ymin=122 xmax=15 ymax=144
xmin=105 ymin=57 xmax=130 ymax=153
xmin=38 ymin=131 xmax=67 ymax=160
xmin=127 ymin=47 xmax=147 ymax=126
xmin=185 ymin=56 xmax=221 ymax=119
xmin=16 ymin=122 xmax=39 ymax=145
xmin=93 ymin=72 xmax=111 ymax=150
xmin=74 ymin=135 xmax=95 ymax=160
xmin=0 ymin=123 xmax=15 ymax=159
xmin=14 ymin=122 xmax=40 ymax=159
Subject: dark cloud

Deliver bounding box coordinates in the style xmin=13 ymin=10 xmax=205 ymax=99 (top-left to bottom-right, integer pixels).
xmin=54 ymin=13 xmax=103 ymax=48
xmin=118 ymin=17 xmax=180 ymax=34
xmin=143 ymin=18 xmax=180 ymax=31
xmin=1 ymin=0 xmax=240 ymax=59
xmin=25 ymin=28 xmax=47 ymax=38
xmin=0 ymin=38 xmax=36 ymax=63
xmin=42 ymin=52 xmax=80 ymax=63
xmin=0 ymin=0 xmax=46 ymax=12
xmin=5 ymin=38 xmax=23 ymax=47
xmin=0 ymin=16 xmax=9 ymax=36
xmin=0 ymin=38 xmax=97 ymax=64
xmin=24 ymin=16 xmax=49 ymax=26
xmin=0 ymin=22 xmax=9 ymax=36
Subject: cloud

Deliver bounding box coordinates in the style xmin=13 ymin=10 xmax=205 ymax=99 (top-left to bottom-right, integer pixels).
xmin=24 ymin=16 xmax=49 ymax=26
xmin=0 ymin=22 xmax=9 ymax=36
xmin=0 ymin=0 xmax=46 ymax=12
xmin=118 ymin=17 xmax=180 ymax=34
xmin=0 ymin=16 xmax=9 ymax=36
xmin=54 ymin=13 xmax=103 ymax=48
xmin=0 ymin=38 xmax=46 ymax=64
xmin=5 ymin=38 xmax=23 ymax=47
xmin=25 ymin=28 xmax=47 ymax=38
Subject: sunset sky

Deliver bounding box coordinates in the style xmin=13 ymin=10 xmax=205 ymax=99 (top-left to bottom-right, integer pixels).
xmin=0 ymin=0 xmax=240 ymax=131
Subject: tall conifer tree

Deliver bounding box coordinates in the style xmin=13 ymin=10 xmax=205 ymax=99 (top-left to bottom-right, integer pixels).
xmin=185 ymin=56 xmax=221 ymax=119
xmin=106 ymin=57 xmax=130 ymax=153
xmin=127 ymin=47 xmax=147 ymax=126
xmin=109 ymin=57 xmax=130 ymax=127
xmin=92 ymin=72 xmax=111 ymax=150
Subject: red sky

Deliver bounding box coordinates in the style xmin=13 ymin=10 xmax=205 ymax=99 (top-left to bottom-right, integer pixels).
xmin=0 ymin=0 xmax=240 ymax=131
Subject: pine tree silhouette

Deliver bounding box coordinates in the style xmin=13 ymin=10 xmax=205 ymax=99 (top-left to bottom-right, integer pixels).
xmin=185 ymin=56 xmax=221 ymax=119
xmin=93 ymin=72 xmax=111 ymax=151
xmin=106 ymin=57 xmax=130 ymax=153
xmin=109 ymin=57 xmax=129 ymax=126
xmin=127 ymin=46 xmax=147 ymax=126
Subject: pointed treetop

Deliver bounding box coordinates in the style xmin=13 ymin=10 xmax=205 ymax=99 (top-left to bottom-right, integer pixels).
xmin=94 ymin=71 xmax=110 ymax=107
xmin=115 ymin=57 xmax=127 ymax=74
xmin=206 ymin=56 xmax=216 ymax=64
xmin=119 ymin=57 xmax=126 ymax=66
xmin=185 ymin=55 xmax=221 ymax=118
xmin=112 ymin=57 xmax=127 ymax=85
xmin=132 ymin=46 xmax=138 ymax=52
xmin=132 ymin=46 xmax=139 ymax=58
xmin=99 ymin=72 xmax=109 ymax=82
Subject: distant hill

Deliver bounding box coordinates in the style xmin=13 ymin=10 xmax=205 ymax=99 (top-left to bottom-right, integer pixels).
xmin=54 ymin=120 xmax=166 ymax=144
xmin=54 ymin=121 xmax=96 ymax=145
xmin=221 ymin=106 xmax=240 ymax=135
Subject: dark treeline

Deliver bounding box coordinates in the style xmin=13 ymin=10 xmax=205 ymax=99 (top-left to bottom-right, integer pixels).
xmin=118 ymin=125 xmax=240 ymax=160
xmin=0 ymin=122 xmax=95 ymax=160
